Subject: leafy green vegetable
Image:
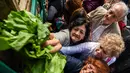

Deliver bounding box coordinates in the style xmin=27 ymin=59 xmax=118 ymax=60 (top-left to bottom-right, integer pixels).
xmin=45 ymin=53 xmax=66 ymax=73
xmin=0 ymin=10 xmax=66 ymax=73
xmin=0 ymin=37 xmax=11 ymax=50
xmin=10 ymin=31 xmax=34 ymax=51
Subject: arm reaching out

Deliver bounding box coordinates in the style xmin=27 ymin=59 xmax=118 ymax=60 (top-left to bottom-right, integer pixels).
xmin=43 ymin=33 xmax=62 ymax=53
xmin=60 ymin=42 xmax=95 ymax=55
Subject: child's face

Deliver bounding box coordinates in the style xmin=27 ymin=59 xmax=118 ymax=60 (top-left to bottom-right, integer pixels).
xmin=93 ymin=48 xmax=108 ymax=59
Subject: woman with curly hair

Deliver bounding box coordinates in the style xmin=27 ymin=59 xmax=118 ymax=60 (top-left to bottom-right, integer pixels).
xmin=60 ymin=33 xmax=124 ymax=73
xmin=60 ymin=33 xmax=124 ymax=64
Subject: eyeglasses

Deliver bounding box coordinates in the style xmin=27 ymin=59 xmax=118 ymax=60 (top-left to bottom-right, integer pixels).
xmin=100 ymin=46 xmax=111 ymax=58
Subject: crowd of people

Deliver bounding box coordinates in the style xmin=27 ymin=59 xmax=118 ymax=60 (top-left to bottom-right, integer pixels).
xmin=43 ymin=0 xmax=130 ymax=73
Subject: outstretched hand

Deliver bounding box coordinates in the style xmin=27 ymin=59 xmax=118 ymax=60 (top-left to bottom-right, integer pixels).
xmin=43 ymin=33 xmax=62 ymax=53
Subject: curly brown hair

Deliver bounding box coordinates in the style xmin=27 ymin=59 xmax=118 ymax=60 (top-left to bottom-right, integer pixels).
xmin=80 ymin=57 xmax=110 ymax=73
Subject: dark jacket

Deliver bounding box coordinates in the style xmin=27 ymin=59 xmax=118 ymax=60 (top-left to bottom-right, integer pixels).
xmin=113 ymin=35 xmax=130 ymax=73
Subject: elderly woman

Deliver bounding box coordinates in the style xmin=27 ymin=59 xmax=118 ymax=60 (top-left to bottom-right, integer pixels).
xmin=60 ymin=33 xmax=124 ymax=60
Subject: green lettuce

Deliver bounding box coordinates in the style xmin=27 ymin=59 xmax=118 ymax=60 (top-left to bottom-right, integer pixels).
xmin=0 ymin=10 xmax=66 ymax=73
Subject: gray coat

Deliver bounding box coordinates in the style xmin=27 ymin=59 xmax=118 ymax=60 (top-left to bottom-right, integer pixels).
xmin=54 ymin=29 xmax=70 ymax=46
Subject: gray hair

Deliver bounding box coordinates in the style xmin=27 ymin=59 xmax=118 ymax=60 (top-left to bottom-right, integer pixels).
xmin=112 ymin=1 xmax=129 ymax=19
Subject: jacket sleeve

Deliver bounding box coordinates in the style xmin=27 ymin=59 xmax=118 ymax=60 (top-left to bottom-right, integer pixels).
xmin=88 ymin=6 xmax=107 ymax=20
xmin=54 ymin=29 xmax=70 ymax=46
xmin=60 ymin=42 xmax=90 ymax=55
xmin=87 ymin=6 xmax=107 ymax=28
xmin=60 ymin=42 xmax=98 ymax=56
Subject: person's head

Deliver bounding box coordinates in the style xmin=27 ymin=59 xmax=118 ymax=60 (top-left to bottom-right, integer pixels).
xmin=94 ymin=33 xmax=125 ymax=59
xmin=66 ymin=0 xmax=83 ymax=14
xmin=69 ymin=7 xmax=89 ymax=23
xmin=69 ymin=8 xmax=90 ymax=44
xmin=103 ymin=1 xmax=128 ymax=25
xmin=70 ymin=24 xmax=88 ymax=44
xmin=80 ymin=57 xmax=110 ymax=73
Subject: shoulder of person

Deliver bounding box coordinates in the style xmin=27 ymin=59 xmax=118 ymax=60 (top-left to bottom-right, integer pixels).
xmin=61 ymin=29 xmax=69 ymax=32
xmin=88 ymin=6 xmax=107 ymax=19
xmin=95 ymin=6 xmax=107 ymax=14
xmin=54 ymin=29 xmax=70 ymax=46
xmin=55 ymin=29 xmax=69 ymax=34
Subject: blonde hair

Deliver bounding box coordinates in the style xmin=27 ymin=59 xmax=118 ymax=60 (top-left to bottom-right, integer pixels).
xmin=98 ymin=33 xmax=125 ymax=57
